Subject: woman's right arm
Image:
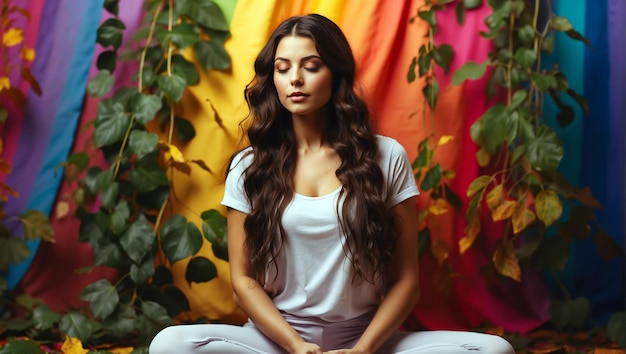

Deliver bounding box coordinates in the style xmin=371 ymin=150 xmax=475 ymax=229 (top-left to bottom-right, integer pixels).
xmin=227 ymin=208 xmax=322 ymax=354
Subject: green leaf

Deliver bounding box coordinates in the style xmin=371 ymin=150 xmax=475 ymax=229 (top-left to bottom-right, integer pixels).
xmin=103 ymin=304 xmax=136 ymax=339
xmin=532 ymin=234 xmax=570 ymax=271
xmin=129 ymin=130 xmax=159 ymax=159
xmin=418 ymin=228 xmax=431 ymax=259
xmin=443 ymin=183 xmax=462 ymax=212
xmin=65 ymin=152 xmax=90 ymax=172
xmin=88 ymin=70 xmax=115 ymax=97
xmin=423 ymin=80 xmax=439 ymax=109
xmin=418 ymin=9 xmax=436 ymax=27
xmin=100 ymin=182 xmax=119 ymax=210
xmin=566 ymin=88 xmax=589 ymax=114
xmin=158 ymin=22 xmax=200 ymax=49
xmin=160 ymin=215 xmax=203 ymax=264
xmin=141 ymin=301 xmax=173 ymax=327
xmin=514 ymin=48 xmax=537 ymax=70
xmin=420 ymin=164 xmax=442 ymax=191
xmin=201 ymin=209 xmax=226 ymax=244
xmin=59 ymin=311 xmax=103 ymax=342
xmin=130 ymin=93 xmax=162 ymax=125
xmin=550 ymin=297 xmax=591 ymax=331
xmin=510 ymin=90 xmax=527 ymax=109
xmin=137 ymin=185 xmax=170 ymax=211
xmin=526 ymin=125 xmax=563 ymax=173
xmin=94 ymin=239 xmax=124 ymax=267
xmin=517 ymin=24 xmax=535 ymax=44
xmin=185 ymin=256 xmax=218 ymax=285
xmin=183 ymin=0 xmax=229 ymax=31
xmin=455 ymin=2 xmax=465 ymax=25
xmin=565 ymin=29 xmax=591 ymax=47
xmin=433 ymin=44 xmax=454 ymax=73
xmin=153 ymin=265 xmax=174 ymax=287
xmin=81 ymin=279 xmax=120 ymax=319
xmin=120 ymin=214 xmax=156 ymax=264
xmin=96 ymin=50 xmax=117 ymax=73
xmin=607 ymin=312 xmax=626 ymax=348
xmin=407 ymin=57 xmax=417 ymax=83
xmin=201 ymin=209 xmax=228 ymax=261
xmin=530 ymin=72 xmax=559 ymax=91
xmin=97 ymin=18 xmax=126 ymax=50
xmin=103 ymin=0 xmax=119 ymax=16
xmin=110 ymin=201 xmax=130 ymax=235
xmin=0 ymin=338 xmax=44 ymax=354
xmin=19 ymin=209 xmax=54 ymax=241
xmin=418 ymin=51 xmax=431 ymax=77
xmin=129 ymin=166 xmax=168 ymax=194
xmin=157 ymin=74 xmax=187 ymax=103
xmin=130 ymin=255 xmax=155 ymax=285
xmin=0 ymin=237 xmax=30 ymax=269
xmin=162 ymin=285 xmax=190 ymax=317
xmin=95 ymin=99 xmax=130 ymax=148
xmin=32 ymin=304 xmax=60 ymax=331
xmin=194 ymin=38 xmax=231 ymax=71
xmin=556 ymin=105 xmax=575 ymax=128
xmin=167 ymin=55 xmax=200 ymax=86
xmin=452 ymin=60 xmax=488 ymax=86
xmin=175 ymin=117 xmax=196 ymax=141
xmin=471 ymin=104 xmax=507 ymax=153
xmin=463 ymin=0 xmax=482 ymax=9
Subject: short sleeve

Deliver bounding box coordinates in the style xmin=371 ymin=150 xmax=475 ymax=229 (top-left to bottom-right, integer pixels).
xmin=221 ymin=149 xmax=252 ymax=214
xmin=381 ymin=137 xmax=419 ymax=206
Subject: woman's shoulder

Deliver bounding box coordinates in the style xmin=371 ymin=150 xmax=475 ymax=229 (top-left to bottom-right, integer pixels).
xmin=228 ymin=146 xmax=254 ymax=171
xmin=375 ymin=134 xmax=407 ymax=158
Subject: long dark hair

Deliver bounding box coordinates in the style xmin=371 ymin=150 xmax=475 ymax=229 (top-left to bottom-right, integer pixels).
xmin=239 ymin=13 xmax=396 ymax=284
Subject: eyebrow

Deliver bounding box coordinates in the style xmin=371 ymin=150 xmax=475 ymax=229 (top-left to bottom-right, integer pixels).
xmin=274 ymin=55 xmax=322 ymax=63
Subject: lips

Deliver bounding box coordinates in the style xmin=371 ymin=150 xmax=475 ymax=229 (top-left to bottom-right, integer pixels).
xmin=287 ymin=92 xmax=309 ymax=103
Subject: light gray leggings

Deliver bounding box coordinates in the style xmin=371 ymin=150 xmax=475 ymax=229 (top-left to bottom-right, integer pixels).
xmin=149 ymin=315 xmax=515 ymax=354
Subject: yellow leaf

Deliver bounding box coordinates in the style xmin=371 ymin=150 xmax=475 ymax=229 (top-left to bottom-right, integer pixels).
xmin=21 ymin=46 xmax=35 ymax=62
xmin=56 ymin=201 xmax=70 ymax=219
xmin=437 ymin=135 xmax=454 ymax=146
xmin=0 ymin=77 xmax=10 ymax=91
xmin=475 ymin=147 xmax=491 ymax=167
xmin=165 ymin=143 xmax=185 ymax=163
xmin=535 ymin=190 xmax=562 ymax=227
xmin=430 ymin=239 xmax=450 ymax=264
xmin=459 ymin=214 xmax=481 ymax=254
xmin=492 ymin=240 xmax=521 ymax=281
xmin=61 ymin=336 xmax=88 ymax=354
xmin=2 ymin=28 xmax=24 ymax=47
xmin=485 ymin=184 xmax=504 ymax=211
xmin=492 ymin=200 xmax=517 ymax=221
xmin=512 ymin=204 xmax=536 ymax=234
xmin=428 ymin=198 xmax=449 ymax=215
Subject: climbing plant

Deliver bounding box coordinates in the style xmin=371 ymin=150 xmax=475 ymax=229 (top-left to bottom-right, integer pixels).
xmin=409 ymin=0 xmax=624 ymax=343
xmin=1 ymin=0 xmax=232 ymax=351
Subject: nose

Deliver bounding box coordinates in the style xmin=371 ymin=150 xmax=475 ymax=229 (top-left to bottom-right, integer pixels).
xmin=290 ymin=70 xmax=303 ymax=86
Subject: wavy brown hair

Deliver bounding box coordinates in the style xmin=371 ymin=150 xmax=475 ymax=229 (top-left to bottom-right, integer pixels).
xmin=238 ymin=14 xmax=396 ymax=284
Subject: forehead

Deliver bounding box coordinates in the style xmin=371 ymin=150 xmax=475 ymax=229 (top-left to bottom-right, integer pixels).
xmin=274 ymin=35 xmax=319 ymax=60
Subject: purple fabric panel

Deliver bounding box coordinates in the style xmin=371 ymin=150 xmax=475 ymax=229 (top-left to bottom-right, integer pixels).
xmin=3 ymin=0 xmax=62 ymax=222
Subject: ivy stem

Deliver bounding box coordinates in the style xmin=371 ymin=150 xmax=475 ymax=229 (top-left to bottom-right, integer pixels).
xmin=112 ymin=116 xmax=134 ymax=180
xmin=166 ymin=0 xmax=175 ymax=144
xmin=138 ymin=1 xmax=162 ymax=92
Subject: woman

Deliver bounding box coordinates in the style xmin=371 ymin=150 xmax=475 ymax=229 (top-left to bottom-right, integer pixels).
xmin=149 ymin=14 xmax=515 ymax=354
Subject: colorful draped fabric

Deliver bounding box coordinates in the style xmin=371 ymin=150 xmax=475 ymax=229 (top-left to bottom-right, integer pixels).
xmin=4 ymin=0 xmax=624 ymax=333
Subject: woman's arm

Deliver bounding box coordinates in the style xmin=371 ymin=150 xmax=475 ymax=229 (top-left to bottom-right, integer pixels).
xmin=348 ymin=196 xmax=421 ymax=354
xmin=227 ymin=208 xmax=323 ymax=354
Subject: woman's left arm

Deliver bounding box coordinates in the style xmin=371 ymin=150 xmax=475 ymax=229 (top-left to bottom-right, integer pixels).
xmin=333 ymin=196 xmax=420 ymax=354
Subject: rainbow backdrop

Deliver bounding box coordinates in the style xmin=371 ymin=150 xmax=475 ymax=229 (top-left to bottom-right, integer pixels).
xmin=2 ymin=0 xmax=624 ymax=332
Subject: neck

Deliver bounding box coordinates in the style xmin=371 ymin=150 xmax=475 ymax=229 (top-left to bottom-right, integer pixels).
xmin=291 ymin=111 xmax=330 ymax=151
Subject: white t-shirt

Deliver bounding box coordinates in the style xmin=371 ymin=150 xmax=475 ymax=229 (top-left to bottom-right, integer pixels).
xmin=221 ymin=135 xmax=419 ymax=322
